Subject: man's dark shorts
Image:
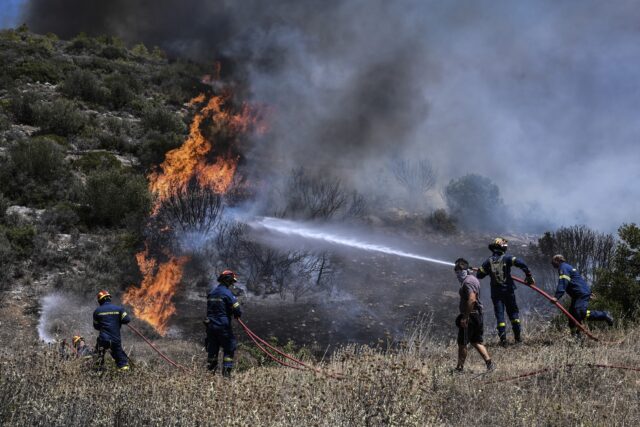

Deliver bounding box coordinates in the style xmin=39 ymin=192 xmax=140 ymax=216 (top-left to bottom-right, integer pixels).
xmin=456 ymin=312 xmax=484 ymax=346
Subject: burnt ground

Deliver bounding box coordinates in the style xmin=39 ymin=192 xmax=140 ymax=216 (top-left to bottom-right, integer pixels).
xmin=171 ymin=231 xmax=552 ymax=355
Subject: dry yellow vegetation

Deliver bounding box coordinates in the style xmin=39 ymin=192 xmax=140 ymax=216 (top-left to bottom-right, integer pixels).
xmin=1 ymin=324 xmax=638 ymax=426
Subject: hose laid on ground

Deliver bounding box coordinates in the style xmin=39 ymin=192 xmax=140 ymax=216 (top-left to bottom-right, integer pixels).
xmin=126 ymin=324 xmax=190 ymax=372
xmin=481 ymin=362 xmax=640 ymax=385
xmin=238 ymin=318 xmax=343 ymax=379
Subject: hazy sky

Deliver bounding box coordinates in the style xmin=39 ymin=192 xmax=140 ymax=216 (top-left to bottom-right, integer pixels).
xmin=4 ymin=0 xmax=640 ymax=232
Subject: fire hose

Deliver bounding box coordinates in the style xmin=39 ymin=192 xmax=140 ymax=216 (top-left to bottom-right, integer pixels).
xmin=510 ymin=275 xmax=623 ymax=344
xmin=481 ymin=362 xmax=640 ymax=385
xmin=126 ymin=324 xmax=190 ymax=372
xmin=237 ymin=318 xmax=344 ymax=379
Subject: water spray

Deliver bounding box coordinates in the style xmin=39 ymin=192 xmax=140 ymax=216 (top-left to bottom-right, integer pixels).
xmin=250 ymin=217 xmax=455 ymax=267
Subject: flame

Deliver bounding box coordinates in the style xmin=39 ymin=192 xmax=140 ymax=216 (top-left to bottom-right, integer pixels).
xmin=124 ymin=88 xmax=266 ymax=335
xmin=148 ymin=93 xmax=261 ymax=211
xmin=123 ymin=250 xmax=188 ymax=336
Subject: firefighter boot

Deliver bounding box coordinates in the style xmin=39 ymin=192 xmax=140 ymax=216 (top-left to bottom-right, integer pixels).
xmin=207 ymin=358 xmax=218 ymax=373
xmin=604 ymin=312 xmax=614 ymax=327
xmin=222 ymin=366 xmax=232 ymax=378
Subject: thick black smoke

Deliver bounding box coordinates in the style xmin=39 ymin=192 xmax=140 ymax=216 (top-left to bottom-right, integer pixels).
xmin=21 ymin=0 xmax=640 ymax=231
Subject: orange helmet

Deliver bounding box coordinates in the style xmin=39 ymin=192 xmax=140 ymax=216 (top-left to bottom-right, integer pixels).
xmin=217 ymin=270 xmax=238 ymax=283
xmin=96 ymin=290 xmax=111 ymax=302
xmin=72 ymin=335 xmax=83 ymax=346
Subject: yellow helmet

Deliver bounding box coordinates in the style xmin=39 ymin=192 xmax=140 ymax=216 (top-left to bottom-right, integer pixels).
xmin=488 ymin=237 xmax=508 ymax=253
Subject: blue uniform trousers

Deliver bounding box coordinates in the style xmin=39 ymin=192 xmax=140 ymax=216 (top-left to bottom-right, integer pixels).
xmin=491 ymin=288 xmax=521 ymax=341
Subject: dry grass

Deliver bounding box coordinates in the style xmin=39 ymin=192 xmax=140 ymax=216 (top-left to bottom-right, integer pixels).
xmin=1 ymin=325 xmax=639 ymax=426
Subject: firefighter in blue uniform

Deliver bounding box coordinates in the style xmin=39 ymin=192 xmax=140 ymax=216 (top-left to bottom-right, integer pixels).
xmin=476 ymin=238 xmax=534 ymax=345
xmin=206 ymin=270 xmax=242 ymax=377
xmin=550 ymin=254 xmax=614 ymax=337
xmin=93 ymin=290 xmax=131 ymax=371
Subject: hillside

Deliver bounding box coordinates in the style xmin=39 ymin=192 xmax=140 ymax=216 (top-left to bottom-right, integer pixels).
xmin=1 ymin=26 xmax=640 ymax=427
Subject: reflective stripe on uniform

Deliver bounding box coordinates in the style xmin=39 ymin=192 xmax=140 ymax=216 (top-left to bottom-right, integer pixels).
xmin=98 ymin=311 xmax=120 ymax=316
xmin=498 ymin=322 xmax=506 ymax=327
xmin=120 ymin=312 xmax=128 ymax=320
xmin=511 ymin=319 xmax=521 ymax=324
xmin=479 ymin=267 xmax=486 ymax=274
xmin=232 ymin=302 xmax=240 ymax=308
xmin=559 ymin=275 xmax=571 ymax=281
xmin=586 ymin=310 xmax=591 ymax=318
xmin=223 ymin=357 xmax=233 ymax=362
xmin=512 ymin=257 xmax=517 ymax=263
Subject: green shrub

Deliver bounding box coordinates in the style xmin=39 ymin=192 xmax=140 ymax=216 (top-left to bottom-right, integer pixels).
xmin=66 ymin=33 xmax=101 ymax=54
xmin=100 ymin=45 xmax=127 ymax=60
xmin=82 ymin=168 xmax=151 ymax=229
xmin=9 ymin=90 xmax=41 ymax=125
xmin=104 ymin=73 xmax=140 ymax=109
xmin=593 ymin=223 xmax=640 ymax=322
xmin=141 ymin=106 xmax=185 ymax=134
xmin=41 ymin=202 xmax=80 ymax=233
xmin=137 ymin=131 xmax=182 ymax=170
xmin=60 ymin=69 xmax=106 ymax=104
xmin=428 ymin=209 xmax=457 ymax=234
xmin=33 ymin=99 xmax=87 ymax=136
xmin=73 ymin=151 xmax=122 ymax=173
xmin=0 ymin=137 xmax=71 ymax=207
xmin=1 ymin=224 xmax=36 ymax=258
xmin=444 ymin=174 xmax=506 ymax=230
xmin=12 ymin=60 xmax=63 ymax=83
xmin=7 ymin=138 xmax=66 ymax=183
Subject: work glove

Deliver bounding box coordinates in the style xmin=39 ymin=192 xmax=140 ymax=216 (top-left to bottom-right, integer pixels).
xmin=524 ymin=274 xmax=535 ymax=285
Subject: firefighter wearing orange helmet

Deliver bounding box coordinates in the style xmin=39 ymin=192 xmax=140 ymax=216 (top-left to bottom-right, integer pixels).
xmin=93 ymin=290 xmax=131 ymax=371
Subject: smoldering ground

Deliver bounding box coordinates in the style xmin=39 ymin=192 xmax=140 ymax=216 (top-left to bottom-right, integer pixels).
xmin=18 ymin=0 xmax=640 ymax=231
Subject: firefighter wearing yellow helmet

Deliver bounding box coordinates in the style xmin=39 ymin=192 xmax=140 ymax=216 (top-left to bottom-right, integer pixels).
xmin=476 ymin=238 xmax=534 ymax=345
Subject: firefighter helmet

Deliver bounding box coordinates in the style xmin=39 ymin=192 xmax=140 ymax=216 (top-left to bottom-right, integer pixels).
xmin=488 ymin=237 xmax=508 ymax=253
xmin=217 ymin=270 xmax=238 ymax=283
xmin=96 ymin=290 xmax=111 ymax=303
xmin=72 ymin=335 xmax=83 ymax=346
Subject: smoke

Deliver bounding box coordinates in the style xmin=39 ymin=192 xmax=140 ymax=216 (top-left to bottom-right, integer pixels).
xmin=19 ymin=0 xmax=640 ymax=231
xmin=37 ymin=293 xmax=94 ymax=343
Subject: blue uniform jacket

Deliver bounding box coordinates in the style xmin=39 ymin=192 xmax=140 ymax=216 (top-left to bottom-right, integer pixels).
xmin=93 ymin=301 xmax=131 ymax=343
xmin=477 ymin=253 xmax=531 ymax=293
xmin=555 ymin=262 xmax=591 ymax=299
xmin=207 ymin=284 xmax=242 ymax=328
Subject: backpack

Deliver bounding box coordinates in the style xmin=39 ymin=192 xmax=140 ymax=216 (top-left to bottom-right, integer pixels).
xmin=489 ymin=255 xmax=507 ymax=285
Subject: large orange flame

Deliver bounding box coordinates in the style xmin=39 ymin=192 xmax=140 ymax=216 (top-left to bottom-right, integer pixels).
xmin=124 ymin=90 xmax=265 ymax=335
xmin=148 ymin=93 xmax=259 ymax=211
xmin=123 ymin=250 xmax=188 ymax=336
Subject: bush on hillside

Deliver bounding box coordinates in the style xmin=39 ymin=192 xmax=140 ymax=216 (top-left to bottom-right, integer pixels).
xmin=33 ymin=99 xmax=87 ymax=136
xmin=60 ymin=69 xmax=106 ymax=104
xmin=593 ymin=223 xmax=640 ymax=322
xmin=9 ymin=90 xmax=41 ymax=125
xmin=82 ymin=168 xmax=151 ymax=229
xmin=444 ymin=174 xmax=506 ymax=230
